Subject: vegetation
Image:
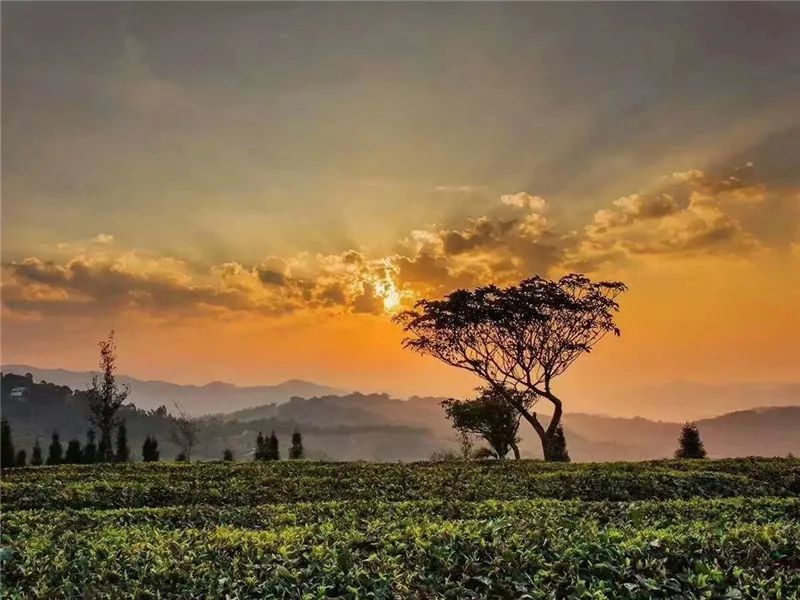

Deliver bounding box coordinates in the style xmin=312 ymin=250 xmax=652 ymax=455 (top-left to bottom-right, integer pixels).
xmin=289 ymin=430 xmax=304 ymax=460
xmin=141 ymin=436 xmax=159 ymax=462
xmin=396 ymin=274 xmax=626 ymax=461
xmin=46 ymin=431 xmax=63 ymax=465
xmin=86 ymin=331 xmax=130 ymax=462
xmin=442 ymin=388 xmax=524 ymax=459
xmin=168 ymin=403 xmax=199 ymax=461
xmin=676 ymin=422 xmax=708 ymax=459
xmin=1 ymin=416 xmax=14 ymax=469
xmin=1 ymin=458 xmax=797 ymax=597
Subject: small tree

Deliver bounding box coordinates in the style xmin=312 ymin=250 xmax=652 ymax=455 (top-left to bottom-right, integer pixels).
xmin=115 ymin=420 xmax=130 ymax=463
xmin=86 ymin=331 xmax=130 ymax=462
xmin=675 ymin=422 xmax=707 ymax=459
xmin=47 ymin=431 xmax=63 ymax=465
xmin=31 ymin=439 xmax=43 ymax=466
xmin=1 ymin=416 xmax=15 ymax=469
xmin=289 ymin=430 xmax=304 ymax=460
xmin=442 ymin=388 xmax=527 ymax=459
xmin=15 ymin=449 xmax=27 ymax=467
xmin=396 ymin=274 xmax=625 ymax=461
xmin=223 ymin=448 xmax=234 ymax=461
xmin=254 ymin=431 xmax=266 ymax=461
xmin=142 ymin=436 xmax=160 ymax=462
xmin=83 ymin=429 xmax=98 ymax=464
xmin=169 ymin=403 xmax=198 ymax=462
xmin=549 ymin=424 xmax=570 ymax=462
xmin=268 ymin=431 xmax=280 ymax=461
xmin=64 ymin=439 xmax=83 ymax=464
xmin=175 ymin=452 xmax=187 ymax=462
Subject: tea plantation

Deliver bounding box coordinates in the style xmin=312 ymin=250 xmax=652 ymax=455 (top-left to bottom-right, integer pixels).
xmin=2 ymin=458 xmax=799 ymax=598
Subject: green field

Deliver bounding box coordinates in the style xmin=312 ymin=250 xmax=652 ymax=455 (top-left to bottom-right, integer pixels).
xmin=2 ymin=459 xmax=799 ymax=599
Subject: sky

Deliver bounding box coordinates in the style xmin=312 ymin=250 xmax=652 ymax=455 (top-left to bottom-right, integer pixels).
xmin=2 ymin=3 xmax=799 ymax=414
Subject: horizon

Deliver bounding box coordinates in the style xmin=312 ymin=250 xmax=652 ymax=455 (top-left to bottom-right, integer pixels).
xmin=2 ymin=3 xmax=799 ymax=420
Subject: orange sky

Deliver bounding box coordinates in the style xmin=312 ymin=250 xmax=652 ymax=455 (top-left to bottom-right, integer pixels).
xmin=2 ymin=4 xmax=799 ymax=417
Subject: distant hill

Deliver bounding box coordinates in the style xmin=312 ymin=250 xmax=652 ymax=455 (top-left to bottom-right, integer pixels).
xmin=1 ymin=364 xmax=345 ymax=416
xmin=3 ymin=369 xmax=799 ymax=462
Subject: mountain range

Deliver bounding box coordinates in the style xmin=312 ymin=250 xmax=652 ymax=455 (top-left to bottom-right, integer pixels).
xmin=2 ymin=366 xmax=798 ymax=462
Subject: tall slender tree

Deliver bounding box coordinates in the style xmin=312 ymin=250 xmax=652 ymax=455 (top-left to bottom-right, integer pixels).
xmin=83 ymin=429 xmax=97 ymax=464
xmin=15 ymin=449 xmax=27 ymax=467
xmin=64 ymin=439 xmax=83 ymax=464
xmin=675 ymin=422 xmax=707 ymax=459
xmin=1 ymin=416 xmax=15 ymax=469
xmin=268 ymin=431 xmax=280 ymax=461
xmin=142 ymin=436 xmax=160 ymax=462
xmin=289 ymin=430 xmax=304 ymax=460
xmin=87 ymin=331 xmax=130 ymax=462
xmin=115 ymin=420 xmax=130 ymax=462
xmin=47 ymin=431 xmax=63 ymax=465
xmin=31 ymin=439 xmax=43 ymax=466
xmin=254 ymin=431 xmax=266 ymax=461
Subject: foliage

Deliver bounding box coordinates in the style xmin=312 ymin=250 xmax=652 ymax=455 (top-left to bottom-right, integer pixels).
xmin=142 ymin=435 xmax=160 ymax=462
xmin=86 ymin=331 xmax=130 ymax=462
xmin=1 ymin=459 xmax=798 ymax=598
xmin=395 ymin=274 xmax=626 ymax=461
xmin=1 ymin=416 xmax=14 ymax=469
xmin=289 ymin=430 xmax=304 ymax=460
xmin=83 ymin=429 xmax=97 ymax=464
xmin=46 ymin=431 xmax=63 ymax=465
xmin=168 ymin=404 xmax=199 ymax=461
xmin=115 ymin=420 xmax=130 ymax=463
xmin=548 ymin=424 xmax=570 ymax=462
xmin=268 ymin=430 xmax=280 ymax=461
xmin=676 ymin=422 xmax=708 ymax=459
xmin=30 ymin=440 xmax=43 ymax=466
xmin=14 ymin=450 xmax=26 ymax=468
xmin=442 ymin=388 xmax=526 ymax=459
xmin=64 ymin=440 xmax=83 ymax=464
xmin=254 ymin=431 xmax=267 ymax=461
xmin=223 ymin=448 xmax=234 ymax=461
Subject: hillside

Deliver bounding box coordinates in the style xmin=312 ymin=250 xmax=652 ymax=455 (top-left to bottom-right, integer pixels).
xmin=1 ymin=364 xmax=344 ymax=415
xmin=3 ymin=372 xmax=799 ymax=461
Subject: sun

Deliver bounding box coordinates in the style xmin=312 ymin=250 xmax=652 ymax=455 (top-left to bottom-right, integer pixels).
xmin=382 ymin=285 xmax=401 ymax=313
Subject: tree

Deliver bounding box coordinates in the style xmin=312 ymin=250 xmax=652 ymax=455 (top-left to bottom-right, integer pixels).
xmin=1 ymin=416 xmax=15 ymax=469
xmin=254 ymin=431 xmax=266 ymax=461
xmin=175 ymin=452 xmax=187 ymax=462
xmin=15 ymin=449 xmax=27 ymax=467
xmin=168 ymin=403 xmax=198 ymax=462
xmin=549 ymin=424 xmax=570 ymax=462
xmin=268 ymin=431 xmax=280 ymax=461
xmin=86 ymin=331 xmax=130 ymax=462
xmin=83 ymin=429 xmax=98 ymax=464
xmin=31 ymin=439 xmax=43 ymax=466
xmin=64 ymin=439 xmax=83 ymax=464
xmin=115 ymin=420 xmax=130 ymax=463
xmin=442 ymin=388 xmax=527 ymax=459
xmin=223 ymin=448 xmax=234 ymax=461
xmin=47 ymin=431 xmax=63 ymax=465
xmin=395 ymin=274 xmax=626 ymax=461
xmin=675 ymin=422 xmax=707 ymax=459
xmin=142 ymin=436 xmax=160 ymax=462
xmin=289 ymin=430 xmax=304 ymax=460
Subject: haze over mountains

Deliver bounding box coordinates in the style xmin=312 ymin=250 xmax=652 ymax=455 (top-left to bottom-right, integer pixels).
xmin=2 ymin=365 xmax=799 ymax=462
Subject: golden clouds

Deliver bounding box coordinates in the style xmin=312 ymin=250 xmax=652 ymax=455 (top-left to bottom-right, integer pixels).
xmin=2 ymin=163 xmax=797 ymax=323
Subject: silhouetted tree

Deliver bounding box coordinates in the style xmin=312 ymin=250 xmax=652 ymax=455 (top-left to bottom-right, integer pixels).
xmin=31 ymin=439 xmax=43 ymax=466
xmin=549 ymin=424 xmax=570 ymax=462
xmin=1 ymin=416 xmax=15 ymax=469
xmin=87 ymin=331 xmax=130 ymax=462
xmin=168 ymin=403 xmax=198 ymax=462
xmin=395 ymin=274 xmax=626 ymax=461
xmin=289 ymin=431 xmax=304 ymax=460
xmin=268 ymin=431 xmax=280 ymax=461
xmin=83 ymin=429 xmax=97 ymax=464
xmin=115 ymin=420 xmax=130 ymax=463
xmin=47 ymin=431 xmax=63 ymax=465
xmin=142 ymin=436 xmax=160 ymax=462
xmin=175 ymin=452 xmax=187 ymax=462
xmin=442 ymin=388 xmax=526 ymax=459
xmin=675 ymin=422 xmax=707 ymax=459
xmin=223 ymin=448 xmax=234 ymax=461
xmin=15 ymin=449 xmax=27 ymax=467
xmin=64 ymin=439 xmax=83 ymax=464
xmin=254 ymin=431 xmax=266 ymax=461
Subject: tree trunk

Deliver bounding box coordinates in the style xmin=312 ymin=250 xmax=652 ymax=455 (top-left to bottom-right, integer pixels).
xmin=511 ymin=442 xmax=521 ymax=460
